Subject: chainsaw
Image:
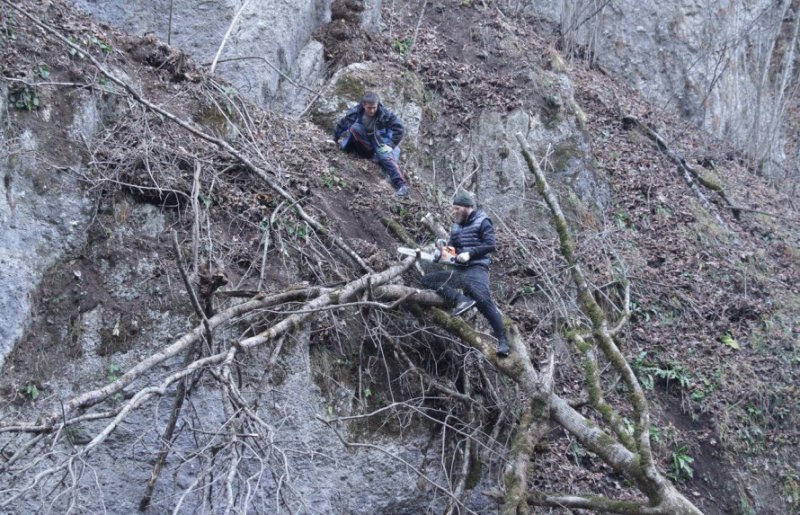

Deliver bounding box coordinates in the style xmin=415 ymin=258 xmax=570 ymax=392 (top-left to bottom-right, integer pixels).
xmin=397 ymin=243 xmax=457 ymax=264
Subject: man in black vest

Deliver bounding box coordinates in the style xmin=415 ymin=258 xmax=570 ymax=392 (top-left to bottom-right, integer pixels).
xmin=421 ymin=190 xmax=510 ymax=358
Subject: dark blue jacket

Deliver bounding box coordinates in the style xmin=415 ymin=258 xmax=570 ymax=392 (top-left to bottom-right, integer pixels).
xmin=449 ymin=209 xmax=495 ymax=267
xmin=333 ymin=102 xmax=405 ymax=147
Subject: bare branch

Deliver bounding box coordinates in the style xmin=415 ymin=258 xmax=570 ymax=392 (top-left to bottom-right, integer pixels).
xmin=210 ymin=0 xmax=252 ymax=74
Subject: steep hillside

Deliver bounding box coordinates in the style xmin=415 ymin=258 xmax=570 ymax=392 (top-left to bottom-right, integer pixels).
xmin=0 ymin=1 xmax=797 ymax=514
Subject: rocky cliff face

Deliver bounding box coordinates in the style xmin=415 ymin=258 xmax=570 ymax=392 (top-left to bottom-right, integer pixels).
xmin=1 ymin=1 xmax=797 ymax=514
xmin=532 ymin=0 xmax=795 ymax=178
xmin=0 ymin=87 xmax=96 ymax=367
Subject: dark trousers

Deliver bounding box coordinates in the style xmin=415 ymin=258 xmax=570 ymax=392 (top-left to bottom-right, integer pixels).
xmin=341 ymin=122 xmax=406 ymax=189
xmin=421 ymin=265 xmax=507 ymax=342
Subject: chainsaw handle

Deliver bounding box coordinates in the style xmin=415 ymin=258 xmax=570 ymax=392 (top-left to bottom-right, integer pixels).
xmin=439 ymin=246 xmax=457 ymax=264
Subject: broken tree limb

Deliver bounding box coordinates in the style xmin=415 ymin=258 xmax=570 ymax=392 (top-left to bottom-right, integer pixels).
xmin=0 ymin=288 xmax=324 ymax=434
xmin=238 ymin=257 xmax=416 ymax=349
xmin=380 ymin=216 xmax=419 ymax=248
xmin=501 ymin=353 xmax=554 ymax=515
xmin=421 ymin=212 xmax=450 ymax=240
xmin=621 ymin=115 xmax=752 ymax=223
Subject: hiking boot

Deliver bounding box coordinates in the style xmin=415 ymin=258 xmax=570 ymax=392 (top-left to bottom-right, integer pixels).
xmin=497 ymin=337 xmax=510 ymax=358
xmin=396 ymin=184 xmax=409 ymax=197
xmin=451 ymin=297 xmax=476 ymax=316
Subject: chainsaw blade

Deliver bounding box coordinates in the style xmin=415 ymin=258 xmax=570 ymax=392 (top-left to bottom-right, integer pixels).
xmin=396 ymin=247 xmax=436 ymax=262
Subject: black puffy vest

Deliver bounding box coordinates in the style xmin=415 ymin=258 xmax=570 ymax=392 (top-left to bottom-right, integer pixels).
xmin=451 ymin=210 xmax=491 ymax=267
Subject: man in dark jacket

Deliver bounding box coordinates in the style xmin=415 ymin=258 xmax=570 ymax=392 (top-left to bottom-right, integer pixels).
xmin=333 ymin=92 xmax=409 ymax=197
xmin=421 ymin=190 xmax=510 ymax=357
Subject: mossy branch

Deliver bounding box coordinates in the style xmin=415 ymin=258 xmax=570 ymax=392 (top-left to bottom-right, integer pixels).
xmin=501 ymin=353 xmax=554 ymax=515
xmin=528 ymin=491 xmax=671 ymax=514
xmin=501 ymin=406 xmax=534 ymax=515
xmin=569 ymin=331 xmax=637 ymax=452
xmin=380 ymin=215 xmax=419 ymax=248
xmin=621 ymin=115 xmax=745 ymax=219
xmin=515 ymin=133 xmax=702 ymax=514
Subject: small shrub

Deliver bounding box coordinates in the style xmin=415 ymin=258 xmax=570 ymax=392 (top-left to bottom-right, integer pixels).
xmin=391 ymin=38 xmax=411 ymax=54
xmin=649 ymin=425 xmax=662 ymax=444
xmin=67 ymin=37 xmax=85 ymax=59
xmin=738 ymin=497 xmax=756 ymax=515
xmin=90 ymin=35 xmax=113 ymax=53
xmin=632 ymin=352 xmax=691 ymax=391
xmin=668 ymin=444 xmax=694 ymax=482
xmin=322 ymin=171 xmax=346 ymax=189
xmin=8 ymin=85 xmax=40 ymax=110
xmin=65 ymin=425 xmax=81 ymax=444
xmin=107 ymin=364 xmax=122 ymax=383
xmin=24 ymin=383 xmax=40 ymax=401
xmin=2 ymin=12 xmax=17 ymax=40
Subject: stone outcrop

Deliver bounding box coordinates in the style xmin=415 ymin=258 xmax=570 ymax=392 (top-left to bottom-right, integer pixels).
xmin=532 ymin=0 xmax=792 ymax=175
xmin=0 ymin=88 xmax=96 ymax=368
xmin=70 ymin=0 xmax=383 ymax=114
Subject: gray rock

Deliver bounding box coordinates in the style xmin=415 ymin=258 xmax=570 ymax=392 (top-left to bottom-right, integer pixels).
xmin=0 ymin=126 xmax=92 ymax=368
xmin=70 ymin=0 xmax=334 ymax=112
xmin=276 ymin=39 xmax=327 ymax=116
xmin=529 ymin=0 xmax=788 ymax=175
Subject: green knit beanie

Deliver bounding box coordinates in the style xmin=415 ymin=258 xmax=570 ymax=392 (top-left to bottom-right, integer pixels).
xmin=452 ymin=190 xmax=475 ymax=208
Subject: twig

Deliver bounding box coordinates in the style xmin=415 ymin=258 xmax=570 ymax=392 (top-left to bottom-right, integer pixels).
xmin=191 ymin=161 xmax=202 ymax=276
xmin=210 ymin=0 xmax=252 ymax=74
xmin=172 ymin=230 xmax=212 ymax=349
xmin=206 ymin=56 xmax=320 ymax=95
xmin=405 ymin=0 xmax=429 ymax=60
xmin=383 ymin=328 xmax=474 ymax=404
xmin=167 ymin=0 xmax=174 ymax=45
xmin=296 ymin=87 xmax=324 ymax=119
xmin=138 ymin=350 xmax=192 ymax=511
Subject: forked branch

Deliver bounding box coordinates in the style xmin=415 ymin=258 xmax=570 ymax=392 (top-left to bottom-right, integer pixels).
xmin=515 ymin=132 xmax=702 ymax=514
